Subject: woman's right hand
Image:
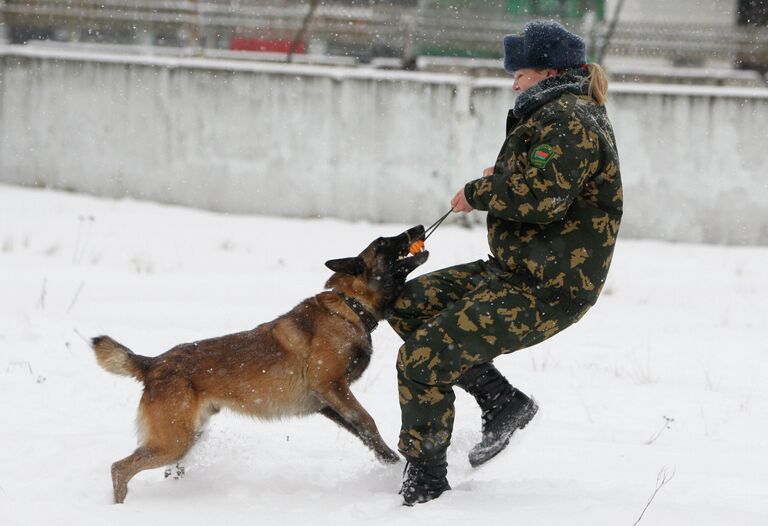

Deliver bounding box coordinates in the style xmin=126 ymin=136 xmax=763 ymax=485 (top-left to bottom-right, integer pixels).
xmin=451 ymin=166 xmax=495 ymax=213
xmin=451 ymin=188 xmax=473 ymax=213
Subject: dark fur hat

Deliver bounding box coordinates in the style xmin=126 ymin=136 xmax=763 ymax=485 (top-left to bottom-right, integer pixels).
xmin=504 ymin=20 xmax=586 ymax=72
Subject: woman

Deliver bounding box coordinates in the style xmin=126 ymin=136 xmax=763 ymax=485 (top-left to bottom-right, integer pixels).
xmin=389 ymin=20 xmax=623 ymax=506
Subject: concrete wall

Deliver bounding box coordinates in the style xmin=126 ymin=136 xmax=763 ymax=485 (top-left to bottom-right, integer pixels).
xmin=2 ymin=46 xmax=768 ymax=245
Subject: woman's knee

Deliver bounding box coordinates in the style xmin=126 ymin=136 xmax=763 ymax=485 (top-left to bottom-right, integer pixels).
xmin=388 ymin=278 xmax=435 ymax=337
xmin=391 ymin=277 xmax=428 ymax=318
xmin=396 ymin=339 xmax=464 ymax=388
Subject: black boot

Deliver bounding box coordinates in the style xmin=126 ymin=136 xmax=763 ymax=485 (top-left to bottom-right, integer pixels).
xmin=457 ymin=362 xmax=539 ymax=467
xmin=400 ymin=453 xmax=451 ymax=506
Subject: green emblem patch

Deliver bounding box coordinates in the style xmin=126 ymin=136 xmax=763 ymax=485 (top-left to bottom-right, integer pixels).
xmin=530 ymin=144 xmax=555 ymax=169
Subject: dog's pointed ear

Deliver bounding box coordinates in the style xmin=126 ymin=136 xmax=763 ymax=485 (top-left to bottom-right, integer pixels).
xmin=325 ymin=257 xmax=366 ymax=276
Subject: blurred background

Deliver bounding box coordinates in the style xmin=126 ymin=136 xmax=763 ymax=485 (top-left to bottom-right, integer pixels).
xmin=3 ymin=0 xmax=768 ymax=79
xmin=1 ymin=1 xmax=768 ymax=244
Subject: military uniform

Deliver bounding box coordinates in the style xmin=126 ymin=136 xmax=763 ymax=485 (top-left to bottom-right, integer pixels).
xmin=389 ymin=68 xmax=623 ymax=460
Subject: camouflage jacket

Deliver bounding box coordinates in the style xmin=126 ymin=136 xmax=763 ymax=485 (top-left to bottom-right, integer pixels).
xmin=464 ymin=69 xmax=623 ymax=312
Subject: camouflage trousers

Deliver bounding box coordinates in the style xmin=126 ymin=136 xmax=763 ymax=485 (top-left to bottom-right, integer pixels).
xmin=388 ymin=259 xmax=585 ymax=460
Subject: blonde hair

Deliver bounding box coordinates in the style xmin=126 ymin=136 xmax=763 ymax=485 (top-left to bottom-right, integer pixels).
xmin=584 ymin=63 xmax=608 ymax=105
xmin=538 ymin=64 xmax=609 ymax=105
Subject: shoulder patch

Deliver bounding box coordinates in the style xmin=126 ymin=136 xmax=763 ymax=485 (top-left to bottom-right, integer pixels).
xmin=530 ymin=144 xmax=555 ymax=169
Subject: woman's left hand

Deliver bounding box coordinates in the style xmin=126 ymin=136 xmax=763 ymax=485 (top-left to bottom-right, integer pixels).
xmin=451 ymin=188 xmax=473 ymax=213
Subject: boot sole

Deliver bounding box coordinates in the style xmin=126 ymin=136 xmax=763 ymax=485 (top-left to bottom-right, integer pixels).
xmin=468 ymin=398 xmax=539 ymax=468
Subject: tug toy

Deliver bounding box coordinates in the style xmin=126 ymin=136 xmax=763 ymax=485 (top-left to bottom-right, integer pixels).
xmin=408 ymin=239 xmax=425 ymax=255
xmin=409 ymin=208 xmax=452 ymax=255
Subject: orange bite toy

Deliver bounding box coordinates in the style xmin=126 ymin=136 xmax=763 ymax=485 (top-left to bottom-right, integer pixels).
xmin=409 ymin=239 xmax=425 ymax=255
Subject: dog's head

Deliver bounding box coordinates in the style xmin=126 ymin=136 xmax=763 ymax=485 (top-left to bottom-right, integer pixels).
xmin=325 ymin=225 xmax=429 ymax=318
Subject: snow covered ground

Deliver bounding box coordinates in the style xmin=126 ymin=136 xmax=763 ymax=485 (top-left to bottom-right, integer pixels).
xmin=1 ymin=184 xmax=767 ymax=525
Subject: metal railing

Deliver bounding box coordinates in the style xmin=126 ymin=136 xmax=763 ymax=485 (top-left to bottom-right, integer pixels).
xmin=2 ymin=0 xmax=768 ymax=67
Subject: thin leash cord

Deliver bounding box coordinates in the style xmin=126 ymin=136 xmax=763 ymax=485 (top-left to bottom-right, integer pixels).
xmin=423 ymin=208 xmax=453 ymax=241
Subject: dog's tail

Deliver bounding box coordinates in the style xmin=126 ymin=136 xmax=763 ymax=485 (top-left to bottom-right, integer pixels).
xmin=91 ymin=335 xmax=152 ymax=382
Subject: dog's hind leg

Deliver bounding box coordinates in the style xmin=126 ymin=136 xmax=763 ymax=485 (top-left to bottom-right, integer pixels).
xmin=111 ymin=385 xmax=201 ymax=503
xmin=163 ymin=403 xmax=219 ymax=480
xmin=313 ymin=382 xmax=400 ymax=464
xmin=112 ymin=446 xmax=182 ymax=503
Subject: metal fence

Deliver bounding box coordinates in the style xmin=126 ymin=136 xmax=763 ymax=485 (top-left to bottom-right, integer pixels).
xmin=2 ymin=0 xmax=768 ymax=67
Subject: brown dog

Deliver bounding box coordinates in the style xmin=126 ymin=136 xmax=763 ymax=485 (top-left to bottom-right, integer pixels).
xmin=92 ymin=225 xmax=429 ymax=503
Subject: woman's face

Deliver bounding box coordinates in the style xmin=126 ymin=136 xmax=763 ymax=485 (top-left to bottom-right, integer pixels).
xmin=512 ymin=68 xmax=557 ymax=92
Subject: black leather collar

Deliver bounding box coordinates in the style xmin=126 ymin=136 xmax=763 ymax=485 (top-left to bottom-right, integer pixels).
xmin=334 ymin=291 xmax=379 ymax=333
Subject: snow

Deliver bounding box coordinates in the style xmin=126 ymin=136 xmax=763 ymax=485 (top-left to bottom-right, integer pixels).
xmin=1 ymin=184 xmax=767 ymax=525
xmin=610 ymin=82 xmax=768 ymax=100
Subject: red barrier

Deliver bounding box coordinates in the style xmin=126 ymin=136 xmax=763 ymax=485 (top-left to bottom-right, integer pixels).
xmin=229 ymin=38 xmax=305 ymax=54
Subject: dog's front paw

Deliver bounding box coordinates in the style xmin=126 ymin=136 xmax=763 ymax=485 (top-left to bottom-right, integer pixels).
xmin=377 ymin=449 xmax=401 ymax=464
